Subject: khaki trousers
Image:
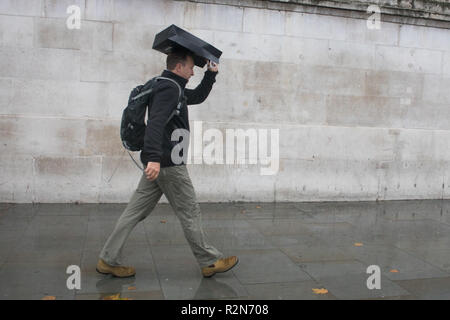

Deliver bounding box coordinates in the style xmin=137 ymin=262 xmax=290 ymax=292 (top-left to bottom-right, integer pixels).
xmin=99 ymin=165 xmax=223 ymax=268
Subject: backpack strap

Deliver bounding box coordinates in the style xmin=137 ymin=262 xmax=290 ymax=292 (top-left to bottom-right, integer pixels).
xmin=154 ymin=76 xmax=185 ymax=122
xmin=132 ymin=76 xmax=183 ymax=101
xmin=154 ymin=76 xmax=182 ymax=101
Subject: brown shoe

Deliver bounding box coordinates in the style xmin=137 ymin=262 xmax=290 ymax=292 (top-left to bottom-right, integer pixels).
xmin=96 ymin=259 xmax=136 ymax=278
xmin=201 ymin=256 xmax=239 ymax=278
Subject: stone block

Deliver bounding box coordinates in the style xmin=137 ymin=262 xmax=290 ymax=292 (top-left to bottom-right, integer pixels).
xmin=289 ymin=65 xmax=367 ymax=96
xmin=42 ymin=0 xmax=85 ymax=19
xmin=4 ymin=79 xmax=110 ymax=118
xmin=85 ymin=0 xmax=113 ymax=21
xmin=281 ymin=36 xmax=330 ymax=66
xmin=0 ymin=156 xmax=34 ymax=203
xmin=209 ymin=58 xmax=246 ymax=90
xmin=113 ymin=0 xmax=185 ymax=26
xmin=34 ymin=17 xmax=112 ymax=51
xmin=0 ymin=47 xmax=80 ymax=80
xmin=188 ymin=163 xmax=276 ymax=202
xmin=403 ymin=100 xmax=450 ymax=130
xmin=188 ymin=85 xmax=258 ymax=123
xmin=0 ymin=0 xmax=41 ymax=16
xmin=104 ymin=81 xmax=138 ymax=119
xmin=444 ymin=51 xmax=450 ymax=75
xmin=285 ymin=11 xmax=347 ymax=41
xmin=279 ymin=125 xmax=396 ymax=162
xmin=243 ymin=7 xmax=285 ymax=35
xmin=422 ymin=74 xmax=450 ymax=104
xmin=375 ymin=45 xmax=442 ymax=74
xmin=184 ymin=1 xmax=243 ymax=32
xmin=0 ymin=15 xmax=34 ymax=47
xmin=399 ymin=24 xmax=450 ymax=51
xmin=0 ymin=116 xmax=87 ymax=157
xmin=345 ymin=18 xmax=399 ymax=46
xmin=274 ymin=158 xmax=380 ymax=201
xmin=327 ymin=40 xmax=375 ymax=69
xmin=83 ymin=119 xmax=123 ymax=157
xmin=33 ymin=156 xmax=102 ymax=202
xmin=80 ymin=50 xmax=160 ymax=82
xmin=397 ymin=129 xmax=450 ymax=162
xmin=113 ymin=22 xmax=167 ymax=53
xmin=444 ymin=161 xmax=450 ymax=199
xmin=215 ymin=30 xmax=330 ymax=66
xmin=198 ymin=87 xmax=327 ymax=125
xmin=214 ymin=30 xmax=283 ymax=62
xmin=365 ymin=70 xmax=424 ymax=99
xmin=379 ymin=160 xmax=446 ymax=200
xmin=325 ymin=95 xmax=408 ymax=128
xmin=0 ymin=78 xmax=13 ymax=108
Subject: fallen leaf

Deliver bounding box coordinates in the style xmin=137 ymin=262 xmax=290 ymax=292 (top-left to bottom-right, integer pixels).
xmin=42 ymin=296 xmax=56 ymax=300
xmin=102 ymin=293 xmax=132 ymax=300
xmin=240 ymin=210 xmax=246 ymax=214
xmin=256 ymin=206 xmax=261 ymax=209
xmin=390 ymin=269 xmax=399 ymax=273
xmin=160 ymin=220 xmax=166 ymax=224
xmin=312 ymin=288 xmax=328 ymax=294
xmin=102 ymin=293 xmax=121 ymax=300
xmin=354 ymin=243 xmax=364 ymax=247
xmin=128 ymin=286 xmax=136 ymax=291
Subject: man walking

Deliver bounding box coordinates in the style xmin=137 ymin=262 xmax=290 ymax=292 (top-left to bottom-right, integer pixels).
xmin=96 ymin=49 xmax=238 ymax=278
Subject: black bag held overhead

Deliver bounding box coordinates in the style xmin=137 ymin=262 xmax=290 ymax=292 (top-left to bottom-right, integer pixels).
xmin=120 ymin=77 xmax=183 ymax=171
xmin=152 ymin=24 xmax=222 ymax=68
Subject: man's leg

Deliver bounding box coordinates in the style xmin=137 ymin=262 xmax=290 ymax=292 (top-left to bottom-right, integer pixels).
xmin=99 ymin=172 xmax=163 ymax=266
xmin=157 ymin=165 xmax=223 ymax=268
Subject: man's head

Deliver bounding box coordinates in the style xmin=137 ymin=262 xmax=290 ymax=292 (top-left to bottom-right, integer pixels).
xmin=166 ymin=49 xmax=195 ymax=80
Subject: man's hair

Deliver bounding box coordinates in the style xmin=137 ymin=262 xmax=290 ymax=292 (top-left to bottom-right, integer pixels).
xmin=166 ymin=49 xmax=194 ymax=70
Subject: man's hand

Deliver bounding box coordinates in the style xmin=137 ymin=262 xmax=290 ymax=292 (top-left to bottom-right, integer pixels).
xmin=207 ymin=60 xmax=219 ymax=72
xmin=145 ymin=162 xmax=160 ymax=181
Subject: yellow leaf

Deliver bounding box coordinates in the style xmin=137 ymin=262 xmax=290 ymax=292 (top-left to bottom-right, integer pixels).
xmin=42 ymin=296 xmax=56 ymax=300
xmin=354 ymin=243 xmax=364 ymax=247
xmin=390 ymin=269 xmax=399 ymax=273
xmin=102 ymin=293 xmax=132 ymax=300
xmin=256 ymin=206 xmax=261 ymax=209
xmin=312 ymin=288 xmax=328 ymax=294
xmin=128 ymin=286 xmax=136 ymax=291
xmin=102 ymin=293 xmax=121 ymax=300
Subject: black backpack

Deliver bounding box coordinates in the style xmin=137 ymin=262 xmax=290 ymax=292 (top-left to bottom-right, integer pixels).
xmin=120 ymin=76 xmax=183 ymax=171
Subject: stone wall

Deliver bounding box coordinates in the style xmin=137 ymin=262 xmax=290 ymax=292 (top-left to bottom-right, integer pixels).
xmin=0 ymin=0 xmax=449 ymax=203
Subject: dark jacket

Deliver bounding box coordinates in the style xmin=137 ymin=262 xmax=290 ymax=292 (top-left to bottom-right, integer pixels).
xmin=140 ymin=69 xmax=218 ymax=168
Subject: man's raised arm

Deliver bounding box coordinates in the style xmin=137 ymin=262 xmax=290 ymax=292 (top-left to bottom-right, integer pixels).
xmin=185 ymin=62 xmax=219 ymax=105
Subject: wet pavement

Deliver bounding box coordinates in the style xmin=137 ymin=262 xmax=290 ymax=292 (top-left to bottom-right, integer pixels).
xmin=1 ymin=200 xmax=450 ymax=300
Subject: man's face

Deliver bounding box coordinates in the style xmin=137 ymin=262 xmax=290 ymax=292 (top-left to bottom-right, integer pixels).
xmin=176 ymin=55 xmax=195 ymax=80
